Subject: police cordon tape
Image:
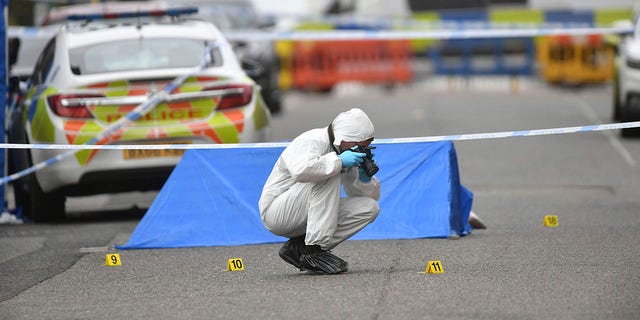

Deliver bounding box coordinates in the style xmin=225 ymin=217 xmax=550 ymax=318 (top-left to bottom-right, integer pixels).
xmin=224 ymin=25 xmax=633 ymax=41
xmin=0 ymin=43 xmax=215 ymax=187
xmin=1 ymin=121 xmax=639 ymax=152
xmin=8 ymin=24 xmax=633 ymax=42
xmin=1 ymin=119 xmax=639 ymax=186
xmin=1 ymin=120 xmax=639 ymax=185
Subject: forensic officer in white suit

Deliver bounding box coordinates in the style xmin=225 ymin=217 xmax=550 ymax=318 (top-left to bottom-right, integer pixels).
xmin=259 ymin=108 xmax=380 ymax=274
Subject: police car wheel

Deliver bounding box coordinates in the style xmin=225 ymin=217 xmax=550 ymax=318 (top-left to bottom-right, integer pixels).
xmin=26 ymin=175 xmax=65 ymax=223
xmin=24 ymin=150 xmax=66 ymax=222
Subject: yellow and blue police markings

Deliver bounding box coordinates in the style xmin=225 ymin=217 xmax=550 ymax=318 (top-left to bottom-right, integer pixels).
xmin=27 ymin=86 xmax=58 ymax=144
xmin=25 ymin=76 xmax=265 ymax=166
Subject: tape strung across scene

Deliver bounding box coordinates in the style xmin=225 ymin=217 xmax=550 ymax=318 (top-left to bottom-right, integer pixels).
xmin=9 ymin=24 xmax=634 ymax=42
xmin=1 ymin=120 xmax=639 ymax=151
xmin=224 ymin=25 xmax=634 ymax=41
xmin=0 ymin=43 xmax=215 ymax=186
xmin=2 ymin=118 xmax=638 ymax=185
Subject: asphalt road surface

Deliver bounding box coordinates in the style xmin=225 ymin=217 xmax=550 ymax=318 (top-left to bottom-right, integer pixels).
xmin=1 ymin=77 xmax=639 ymax=319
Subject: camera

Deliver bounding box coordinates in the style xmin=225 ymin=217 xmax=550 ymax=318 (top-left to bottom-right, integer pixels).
xmin=354 ymin=145 xmax=379 ymax=177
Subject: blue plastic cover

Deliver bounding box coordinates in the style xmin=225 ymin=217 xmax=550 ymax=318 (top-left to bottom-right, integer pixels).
xmin=117 ymin=140 xmax=473 ymax=249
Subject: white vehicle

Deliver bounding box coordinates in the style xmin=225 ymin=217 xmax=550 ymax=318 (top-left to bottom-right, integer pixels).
xmin=41 ymin=0 xmax=283 ymax=114
xmin=8 ymin=8 xmax=272 ymax=221
xmin=613 ymin=9 xmax=640 ymax=137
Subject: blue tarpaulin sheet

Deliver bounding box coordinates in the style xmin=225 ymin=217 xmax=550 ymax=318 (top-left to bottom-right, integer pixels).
xmin=118 ymin=140 xmax=473 ymax=249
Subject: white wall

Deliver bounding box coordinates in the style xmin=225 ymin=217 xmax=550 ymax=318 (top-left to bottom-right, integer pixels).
xmin=251 ymin=0 xmax=332 ymax=17
xmin=251 ymin=0 xmax=410 ymax=18
xmin=352 ymin=0 xmax=411 ymax=18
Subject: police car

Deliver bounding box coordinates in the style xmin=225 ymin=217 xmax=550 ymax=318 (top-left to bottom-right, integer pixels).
xmin=8 ymin=8 xmax=272 ymax=221
xmin=41 ymin=0 xmax=283 ymax=114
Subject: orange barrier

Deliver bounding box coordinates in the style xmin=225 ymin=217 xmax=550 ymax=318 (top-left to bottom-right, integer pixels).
xmin=537 ymin=34 xmax=614 ymax=84
xmin=291 ymin=40 xmax=413 ymax=91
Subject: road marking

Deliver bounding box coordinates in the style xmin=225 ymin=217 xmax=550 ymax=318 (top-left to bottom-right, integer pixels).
xmin=567 ymin=95 xmax=637 ymax=167
xmin=79 ymin=246 xmax=110 ymax=253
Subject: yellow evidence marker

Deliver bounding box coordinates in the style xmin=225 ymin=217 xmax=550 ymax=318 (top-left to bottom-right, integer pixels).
xmin=105 ymin=253 xmax=122 ymax=266
xmin=543 ymin=215 xmax=559 ymax=227
xmin=227 ymin=258 xmax=245 ymax=271
xmin=426 ymin=260 xmax=444 ymax=274
xmin=418 ymin=260 xmax=445 ymax=274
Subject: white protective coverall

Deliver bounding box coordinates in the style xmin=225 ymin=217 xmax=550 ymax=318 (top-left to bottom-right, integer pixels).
xmin=259 ymin=108 xmax=381 ymax=250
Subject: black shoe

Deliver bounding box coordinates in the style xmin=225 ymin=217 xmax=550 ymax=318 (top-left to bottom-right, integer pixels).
xmin=278 ymin=235 xmax=305 ymax=269
xmin=299 ymin=245 xmax=348 ymax=274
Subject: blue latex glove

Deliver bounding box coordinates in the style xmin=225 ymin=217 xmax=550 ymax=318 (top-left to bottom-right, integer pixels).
xmin=358 ymin=167 xmax=372 ymax=183
xmin=339 ymin=150 xmax=365 ymax=168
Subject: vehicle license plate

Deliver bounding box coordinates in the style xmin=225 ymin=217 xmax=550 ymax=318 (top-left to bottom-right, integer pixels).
xmin=123 ymin=142 xmax=189 ymax=159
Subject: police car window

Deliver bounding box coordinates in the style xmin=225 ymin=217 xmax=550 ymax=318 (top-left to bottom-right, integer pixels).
xmin=69 ymin=38 xmax=222 ymax=75
xmin=31 ymin=37 xmax=56 ymax=85
xmin=13 ymin=36 xmax=50 ymax=78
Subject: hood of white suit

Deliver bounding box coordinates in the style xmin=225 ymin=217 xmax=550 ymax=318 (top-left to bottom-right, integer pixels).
xmin=331 ymin=108 xmax=375 ymax=147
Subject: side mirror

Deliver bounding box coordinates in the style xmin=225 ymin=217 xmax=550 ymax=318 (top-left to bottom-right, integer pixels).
xmin=232 ymin=41 xmax=247 ymax=51
xmin=9 ymin=76 xmax=20 ymax=92
xmin=241 ymin=58 xmax=265 ymax=78
xmin=257 ymin=15 xmax=276 ymax=29
xmin=8 ymin=37 xmax=20 ymax=68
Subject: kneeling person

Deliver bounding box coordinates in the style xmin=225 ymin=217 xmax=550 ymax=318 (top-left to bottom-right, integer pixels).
xmin=258 ymin=108 xmax=380 ymax=274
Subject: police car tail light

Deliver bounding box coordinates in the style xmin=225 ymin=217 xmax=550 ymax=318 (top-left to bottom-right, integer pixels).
xmin=47 ymin=94 xmax=103 ymax=118
xmin=206 ymin=84 xmax=253 ymax=110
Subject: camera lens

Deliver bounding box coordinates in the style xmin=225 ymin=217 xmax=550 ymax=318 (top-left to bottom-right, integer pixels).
xmin=362 ymin=158 xmax=379 ymax=176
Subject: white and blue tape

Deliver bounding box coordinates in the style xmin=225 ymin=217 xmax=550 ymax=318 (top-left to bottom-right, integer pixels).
xmin=7 ymin=26 xmax=57 ymax=38
xmin=225 ymin=25 xmax=633 ymax=41
xmin=9 ymin=24 xmax=633 ymax=42
xmin=1 ymin=119 xmax=638 ymax=186
xmin=1 ymin=120 xmax=638 ymax=152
